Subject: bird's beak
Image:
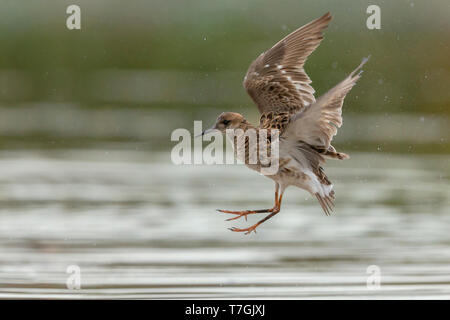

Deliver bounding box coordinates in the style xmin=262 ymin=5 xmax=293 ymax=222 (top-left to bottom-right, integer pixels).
xmin=195 ymin=127 xmax=216 ymax=138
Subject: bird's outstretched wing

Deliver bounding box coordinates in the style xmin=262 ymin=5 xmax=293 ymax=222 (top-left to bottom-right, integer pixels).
xmin=243 ymin=12 xmax=332 ymax=115
xmin=285 ymin=56 xmax=370 ymax=149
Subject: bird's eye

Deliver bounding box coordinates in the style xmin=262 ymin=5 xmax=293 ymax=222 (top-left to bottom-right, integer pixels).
xmin=222 ymin=120 xmax=230 ymax=125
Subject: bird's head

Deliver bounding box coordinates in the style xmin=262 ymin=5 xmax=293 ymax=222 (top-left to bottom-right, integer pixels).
xmin=201 ymin=112 xmax=247 ymax=136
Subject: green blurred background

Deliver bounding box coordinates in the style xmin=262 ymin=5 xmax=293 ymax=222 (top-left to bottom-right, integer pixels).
xmin=0 ymin=0 xmax=448 ymax=154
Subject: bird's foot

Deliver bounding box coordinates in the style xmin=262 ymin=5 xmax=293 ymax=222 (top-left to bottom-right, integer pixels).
xmin=229 ymin=224 xmax=260 ymax=235
xmin=216 ymin=208 xmax=272 ymax=221
xmin=225 ymin=212 xmax=249 ymax=221
xmin=217 ymin=209 xmax=249 ymax=221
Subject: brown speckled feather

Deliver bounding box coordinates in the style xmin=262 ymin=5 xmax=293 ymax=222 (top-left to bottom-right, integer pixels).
xmin=243 ymin=12 xmax=332 ymax=116
xmin=259 ymin=111 xmax=291 ymax=133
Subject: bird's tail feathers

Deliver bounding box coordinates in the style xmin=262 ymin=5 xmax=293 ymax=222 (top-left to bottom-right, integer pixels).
xmin=315 ymin=192 xmax=334 ymax=216
xmin=324 ymin=150 xmax=350 ymax=160
xmin=311 ymin=145 xmax=349 ymax=160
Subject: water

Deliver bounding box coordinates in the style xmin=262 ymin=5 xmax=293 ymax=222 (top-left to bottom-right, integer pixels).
xmin=0 ymin=150 xmax=449 ymax=299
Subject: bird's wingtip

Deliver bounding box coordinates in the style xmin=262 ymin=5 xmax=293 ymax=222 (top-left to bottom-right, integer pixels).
xmin=350 ymin=55 xmax=371 ymax=77
xmin=322 ymin=12 xmax=333 ymax=21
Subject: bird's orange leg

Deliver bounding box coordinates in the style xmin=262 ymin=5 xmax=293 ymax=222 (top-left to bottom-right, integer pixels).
xmin=230 ymin=194 xmax=283 ymax=235
xmin=217 ymin=187 xmax=279 ymax=221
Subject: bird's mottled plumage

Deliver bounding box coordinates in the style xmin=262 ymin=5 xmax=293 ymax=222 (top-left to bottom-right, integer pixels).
xmin=243 ymin=12 xmax=332 ymax=115
xmin=203 ymin=12 xmax=369 ymax=234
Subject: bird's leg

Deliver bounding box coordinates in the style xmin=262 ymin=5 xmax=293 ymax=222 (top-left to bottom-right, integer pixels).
xmin=217 ymin=184 xmax=279 ymax=221
xmin=230 ymin=193 xmax=283 ymax=235
xmin=219 ymin=208 xmax=273 ymax=221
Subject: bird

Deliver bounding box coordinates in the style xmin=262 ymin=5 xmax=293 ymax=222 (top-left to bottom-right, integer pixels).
xmin=200 ymin=12 xmax=369 ymax=234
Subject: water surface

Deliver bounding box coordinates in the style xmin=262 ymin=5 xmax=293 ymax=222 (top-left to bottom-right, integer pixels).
xmin=0 ymin=151 xmax=449 ymax=299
